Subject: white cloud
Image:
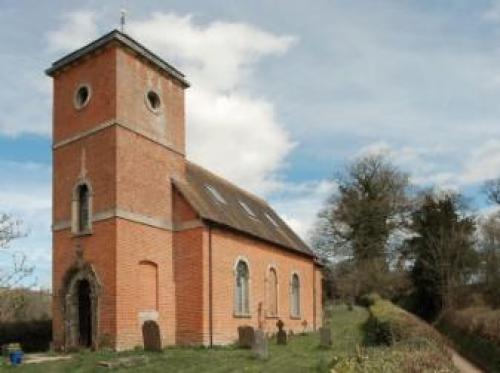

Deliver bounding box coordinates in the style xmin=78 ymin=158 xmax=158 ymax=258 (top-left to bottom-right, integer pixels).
xmin=126 ymin=12 xmax=297 ymax=195
xmin=460 ymin=140 xmax=500 ymax=184
xmin=43 ymin=11 xmax=297 ymax=196
xmin=483 ymin=1 xmax=500 ymax=22
xmin=357 ymin=141 xmax=456 ymax=187
xmin=127 ymin=13 xmax=296 ymax=91
xmin=0 ymin=161 xmax=52 ymax=288
xmin=46 ymin=10 xmax=99 ymax=52
xmin=271 ymin=180 xmax=337 ymax=240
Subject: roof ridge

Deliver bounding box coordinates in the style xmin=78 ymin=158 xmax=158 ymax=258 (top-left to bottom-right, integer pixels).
xmin=186 ymin=161 xmax=269 ymax=207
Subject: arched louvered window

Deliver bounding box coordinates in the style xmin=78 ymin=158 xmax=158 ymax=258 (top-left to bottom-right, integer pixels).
xmin=235 ymin=260 xmax=250 ymax=315
xmin=291 ymin=273 xmax=301 ymax=317
xmin=267 ymin=268 xmax=278 ymax=317
xmin=72 ymin=182 xmax=92 ymax=234
xmin=78 ymin=184 xmax=90 ymax=232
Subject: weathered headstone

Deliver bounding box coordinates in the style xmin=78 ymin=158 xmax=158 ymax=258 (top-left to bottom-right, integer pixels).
xmin=301 ymin=320 xmax=308 ymax=334
xmin=142 ymin=320 xmax=162 ymax=352
xmin=319 ymin=326 xmax=332 ymax=348
xmin=238 ymin=326 xmax=255 ymax=348
xmin=251 ymin=329 xmax=268 ymax=360
xmin=276 ymin=319 xmax=287 ymax=345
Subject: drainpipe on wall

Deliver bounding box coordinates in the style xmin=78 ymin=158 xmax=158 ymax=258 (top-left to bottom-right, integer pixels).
xmin=208 ymin=224 xmax=213 ymax=347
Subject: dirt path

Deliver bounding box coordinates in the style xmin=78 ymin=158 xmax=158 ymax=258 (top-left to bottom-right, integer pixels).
xmin=447 ymin=348 xmax=482 ymax=373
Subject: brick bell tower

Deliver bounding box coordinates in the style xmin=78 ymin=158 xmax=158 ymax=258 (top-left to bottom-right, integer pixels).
xmin=47 ymin=30 xmax=189 ymax=350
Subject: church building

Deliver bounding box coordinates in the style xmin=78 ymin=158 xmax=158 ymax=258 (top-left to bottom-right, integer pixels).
xmin=47 ymin=30 xmax=323 ymax=350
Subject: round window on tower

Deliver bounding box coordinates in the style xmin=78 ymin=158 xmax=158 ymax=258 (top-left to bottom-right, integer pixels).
xmin=74 ymin=84 xmax=91 ymax=110
xmin=145 ymin=90 xmax=161 ymax=114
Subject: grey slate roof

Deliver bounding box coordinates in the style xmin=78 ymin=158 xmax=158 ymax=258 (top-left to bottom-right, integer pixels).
xmin=45 ymin=30 xmax=190 ymax=87
xmin=173 ymin=161 xmax=314 ymax=257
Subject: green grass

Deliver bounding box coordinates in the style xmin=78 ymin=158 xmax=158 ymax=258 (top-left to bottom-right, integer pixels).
xmin=0 ymin=305 xmax=369 ymax=373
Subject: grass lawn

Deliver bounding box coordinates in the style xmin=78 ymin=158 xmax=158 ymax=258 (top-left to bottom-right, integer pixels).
xmin=0 ymin=305 xmax=369 ymax=372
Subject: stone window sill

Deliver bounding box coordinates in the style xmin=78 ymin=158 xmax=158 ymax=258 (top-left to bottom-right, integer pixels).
xmin=265 ymin=315 xmax=280 ymax=319
xmin=290 ymin=315 xmax=302 ymax=320
xmin=233 ymin=313 xmax=251 ymax=319
xmin=73 ymin=230 xmax=93 ymax=237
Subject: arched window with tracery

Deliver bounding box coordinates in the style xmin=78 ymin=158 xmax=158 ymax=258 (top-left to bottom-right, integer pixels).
xmin=267 ymin=267 xmax=278 ymax=317
xmin=291 ymin=273 xmax=301 ymax=317
xmin=235 ymin=260 xmax=250 ymax=315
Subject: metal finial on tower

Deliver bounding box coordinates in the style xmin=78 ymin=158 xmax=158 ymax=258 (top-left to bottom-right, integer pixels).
xmin=120 ymin=9 xmax=127 ymax=33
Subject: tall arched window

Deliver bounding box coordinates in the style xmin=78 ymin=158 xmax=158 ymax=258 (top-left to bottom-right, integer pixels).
xmin=235 ymin=260 xmax=249 ymax=315
xmin=267 ymin=268 xmax=278 ymax=317
xmin=78 ymin=184 xmax=90 ymax=232
xmin=72 ymin=182 xmax=92 ymax=234
xmin=291 ymin=273 xmax=301 ymax=317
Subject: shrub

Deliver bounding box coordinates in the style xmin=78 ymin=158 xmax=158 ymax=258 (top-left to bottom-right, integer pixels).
xmin=367 ymin=298 xmax=448 ymax=349
xmin=444 ymin=307 xmax=500 ymax=343
xmin=358 ymin=297 xmax=454 ymax=372
xmin=0 ymin=319 xmax=52 ymax=352
xmin=357 ymin=292 xmax=381 ymax=308
xmin=439 ymin=307 xmax=500 ymax=371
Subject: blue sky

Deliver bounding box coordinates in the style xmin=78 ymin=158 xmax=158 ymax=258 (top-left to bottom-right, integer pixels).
xmin=2 ymin=0 xmax=500 ymax=288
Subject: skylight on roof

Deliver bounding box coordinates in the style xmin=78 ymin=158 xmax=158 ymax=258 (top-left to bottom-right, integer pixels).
xmin=265 ymin=213 xmax=280 ymax=228
xmin=205 ymin=184 xmax=227 ymax=204
xmin=238 ymin=200 xmax=257 ymax=219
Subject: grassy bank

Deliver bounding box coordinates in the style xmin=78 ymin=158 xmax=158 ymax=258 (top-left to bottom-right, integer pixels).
xmin=340 ymin=294 xmax=456 ymax=373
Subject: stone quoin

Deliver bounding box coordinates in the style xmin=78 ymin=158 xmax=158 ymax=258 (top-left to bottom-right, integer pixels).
xmin=48 ymin=29 xmax=323 ymax=351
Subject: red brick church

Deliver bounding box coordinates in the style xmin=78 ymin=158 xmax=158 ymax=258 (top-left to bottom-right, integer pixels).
xmin=47 ymin=30 xmax=323 ymax=350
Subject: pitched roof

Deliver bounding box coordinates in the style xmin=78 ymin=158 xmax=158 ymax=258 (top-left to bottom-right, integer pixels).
xmin=172 ymin=161 xmax=314 ymax=257
xmin=46 ymin=30 xmax=190 ymax=87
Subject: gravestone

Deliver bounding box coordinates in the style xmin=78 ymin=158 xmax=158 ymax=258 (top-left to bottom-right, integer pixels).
xmin=319 ymin=327 xmax=332 ymax=347
xmin=238 ymin=326 xmax=255 ymax=348
xmin=251 ymin=329 xmax=268 ymax=360
xmin=276 ymin=319 xmax=287 ymax=345
xmin=142 ymin=320 xmax=162 ymax=352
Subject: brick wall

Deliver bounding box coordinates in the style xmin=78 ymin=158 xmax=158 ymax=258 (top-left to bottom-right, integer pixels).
xmin=116 ymin=47 xmax=185 ymax=154
xmin=53 ymin=46 xmax=117 ymax=144
xmin=207 ymin=226 xmax=322 ymax=344
xmin=52 ymin=219 xmax=118 ymax=349
xmin=114 ymin=218 xmax=176 ymax=350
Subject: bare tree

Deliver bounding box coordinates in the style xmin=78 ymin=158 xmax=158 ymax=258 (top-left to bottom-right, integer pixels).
xmin=313 ymin=154 xmax=411 ymax=262
xmin=484 ymin=179 xmax=500 ymax=205
xmin=311 ymin=154 xmax=412 ymax=298
xmin=0 ymin=213 xmax=33 ymax=322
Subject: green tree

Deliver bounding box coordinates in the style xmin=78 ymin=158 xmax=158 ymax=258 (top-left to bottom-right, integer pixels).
xmin=311 ymin=154 xmax=411 ymax=297
xmin=478 ymin=216 xmax=500 ymax=307
xmin=404 ymin=192 xmax=478 ymax=319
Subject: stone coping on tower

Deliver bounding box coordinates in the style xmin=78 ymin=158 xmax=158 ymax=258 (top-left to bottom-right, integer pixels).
xmin=45 ymin=29 xmax=190 ymax=88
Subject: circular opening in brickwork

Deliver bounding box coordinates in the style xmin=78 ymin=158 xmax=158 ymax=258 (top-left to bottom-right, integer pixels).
xmin=74 ymin=84 xmax=91 ymax=110
xmin=146 ymin=90 xmax=161 ymax=113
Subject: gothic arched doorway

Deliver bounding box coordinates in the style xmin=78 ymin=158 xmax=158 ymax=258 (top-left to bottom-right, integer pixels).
xmin=61 ymin=263 xmax=100 ymax=350
xmin=78 ymin=280 xmax=92 ymax=347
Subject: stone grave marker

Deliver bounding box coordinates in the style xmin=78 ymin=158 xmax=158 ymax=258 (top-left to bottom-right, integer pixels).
xmin=238 ymin=326 xmax=255 ymax=348
xmin=251 ymin=329 xmax=268 ymax=360
xmin=276 ymin=319 xmax=287 ymax=345
xmin=319 ymin=326 xmax=332 ymax=348
xmin=142 ymin=320 xmax=162 ymax=352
